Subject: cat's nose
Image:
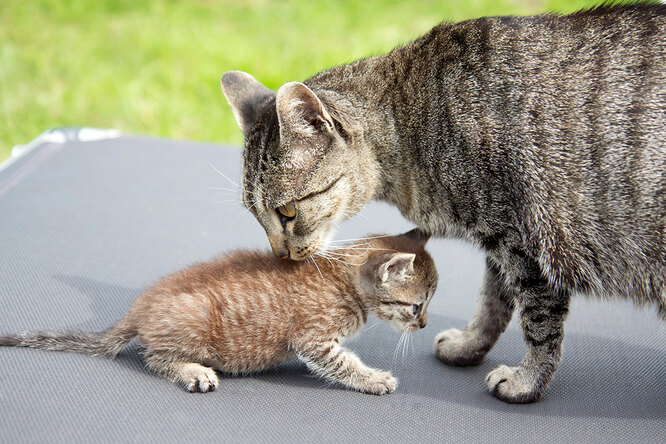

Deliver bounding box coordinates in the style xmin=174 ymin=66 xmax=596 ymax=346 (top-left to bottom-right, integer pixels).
xmin=272 ymin=246 xmax=290 ymax=259
xmin=419 ymin=315 xmax=427 ymax=329
xmin=268 ymin=237 xmax=290 ymax=259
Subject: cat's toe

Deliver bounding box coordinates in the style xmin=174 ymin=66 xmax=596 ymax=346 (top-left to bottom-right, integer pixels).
xmin=434 ymin=328 xmax=487 ymax=366
xmin=485 ymin=365 xmax=541 ymax=403
xmin=361 ymin=371 xmax=398 ymax=395
xmin=185 ymin=366 xmax=219 ymax=393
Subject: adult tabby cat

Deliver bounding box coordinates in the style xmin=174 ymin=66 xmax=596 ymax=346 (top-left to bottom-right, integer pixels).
xmin=221 ymin=4 xmax=665 ymax=403
xmin=0 ymin=230 xmax=437 ymax=394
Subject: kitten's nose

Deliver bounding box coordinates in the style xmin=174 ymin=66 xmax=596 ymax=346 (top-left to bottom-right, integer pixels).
xmin=419 ymin=315 xmax=427 ymax=329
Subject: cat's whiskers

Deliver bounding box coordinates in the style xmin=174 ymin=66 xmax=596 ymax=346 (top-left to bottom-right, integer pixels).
xmin=314 ymin=251 xmax=348 ymax=265
xmin=309 ymin=255 xmax=324 ymax=280
xmin=210 ymin=199 xmax=243 ymax=208
xmin=329 ymin=234 xmax=394 ymax=243
xmin=323 ymin=249 xmax=365 ymax=259
xmin=402 ymin=332 xmax=409 ymax=361
xmin=205 ymin=186 xmax=239 ymax=193
xmin=241 ymin=200 xmax=259 ymax=216
xmin=314 ymin=252 xmax=334 ymax=267
xmin=316 ymin=253 xmax=359 ymax=266
xmin=363 ymin=320 xmax=380 ymax=333
xmin=324 ymin=242 xmax=372 ymax=250
xmin=327 ymin=246 xmax=395 ymax=254
xmin=316 ymin=249 xmax=368 ymax=266
xmin=207 ymin=162 xmax=240 ymax=189
xmin=393 ymin=332 xmax=407 ymax=365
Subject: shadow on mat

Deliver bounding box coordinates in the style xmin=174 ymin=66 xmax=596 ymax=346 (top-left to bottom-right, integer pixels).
xmin=358 ymin=313 xmax=665 ymax=420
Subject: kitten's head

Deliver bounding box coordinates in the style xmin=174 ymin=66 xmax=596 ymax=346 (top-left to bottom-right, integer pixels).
xmin=221 ymin=71 xmax=379 ymax=260
xmin=357 ymin=229 xmax=438 ymax=333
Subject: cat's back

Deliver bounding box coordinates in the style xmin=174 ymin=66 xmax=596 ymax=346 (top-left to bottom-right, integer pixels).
xmin=382 ymin=5 xmax=666 ymax=301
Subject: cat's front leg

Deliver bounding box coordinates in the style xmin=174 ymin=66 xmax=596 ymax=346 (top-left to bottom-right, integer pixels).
xmin=295 ymin=339 xmax=397 ymax=395
xmin=435 ymin=261 xmax=515 ymax=366
xmin=485 ymin=265 xmax=570 ymax=403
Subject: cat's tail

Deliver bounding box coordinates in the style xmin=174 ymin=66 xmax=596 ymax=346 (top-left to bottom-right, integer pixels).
xmin=0 ymin=317 xmax=137 ymax=359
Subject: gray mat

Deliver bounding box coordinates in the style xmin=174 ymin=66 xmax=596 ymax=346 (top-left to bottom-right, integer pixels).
xmin=0 ymin=129 xmax=664 ymax=443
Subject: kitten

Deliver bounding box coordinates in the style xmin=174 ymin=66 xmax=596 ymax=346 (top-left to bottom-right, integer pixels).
xmin=0 ymin=230 xmax=437 ymax=394
xmin=220 ymin=4 xmax=665 ymax=403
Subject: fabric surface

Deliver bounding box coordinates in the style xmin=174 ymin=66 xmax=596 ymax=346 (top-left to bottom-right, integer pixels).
xmin=0 ymin=133 xmax=664 ymax=443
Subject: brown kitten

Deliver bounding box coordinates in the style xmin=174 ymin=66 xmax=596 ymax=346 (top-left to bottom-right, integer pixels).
xmin=0 ymin=229 xmax=437 ymax=395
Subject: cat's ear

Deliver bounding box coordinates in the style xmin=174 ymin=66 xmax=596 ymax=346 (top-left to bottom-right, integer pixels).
xmin=276 ymin=82 xmax=334 ymax=138
xmin=378 ymin=253 xmax=416 ymax=284
xmin=221 ymin=71 xmax=276 ymax=136
xmin=404 ymin=228 xmax=430 ymax=246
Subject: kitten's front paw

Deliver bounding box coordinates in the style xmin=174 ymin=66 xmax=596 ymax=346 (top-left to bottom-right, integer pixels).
xmin=434 ymin=328 xmax=487 ymax=366
xmin=485 ymin=365 xmax=541 ymax=403
xmin=182 ymin=364 xmax=219 ymax=393
xmin=359 ymin=370 xmax=398 ymax=395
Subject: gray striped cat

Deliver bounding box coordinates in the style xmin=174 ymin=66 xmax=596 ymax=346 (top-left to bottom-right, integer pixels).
xmin=221 ymin=4 xmax=666 ymax=403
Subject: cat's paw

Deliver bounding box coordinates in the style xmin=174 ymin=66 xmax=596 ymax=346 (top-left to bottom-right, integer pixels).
xmin=181 ymin=363 xmax=219 ymax=393
xmin=485 ymin=365 xmax=542 ymax=403
xmin=358 ymin=370 xmax=398 ymax=395
xmin=434 ymin=328 xmax=487 ymax=366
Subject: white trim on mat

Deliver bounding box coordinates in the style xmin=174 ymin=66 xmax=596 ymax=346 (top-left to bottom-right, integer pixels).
xmin=0 ymin=127 xmax=121 ymax=174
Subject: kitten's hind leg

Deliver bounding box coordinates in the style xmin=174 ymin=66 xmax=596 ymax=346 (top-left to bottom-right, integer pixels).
xmin=295 ymin=339 xmax=397 ymax=395
xmin=144 ymin=354 xmax=219 ymax=393
xmin=485 ymin=262 xmax=570 ymax=403
xmin=435 ymin=261 xmax=515 ymax=366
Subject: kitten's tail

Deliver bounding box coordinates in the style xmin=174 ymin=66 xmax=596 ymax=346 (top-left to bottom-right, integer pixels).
xmin=0 ymin=317 xmax=137 ymax=359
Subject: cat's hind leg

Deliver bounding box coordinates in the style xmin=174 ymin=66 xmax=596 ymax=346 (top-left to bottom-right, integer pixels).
xmin=484 ymin=259 xmax=570 ymax=403
xmin=435 ymin=260 xmax=515 ymax=366
xmin=144 ymin=353 xmax=219 ymax=393
xmin=294 ymin=339 xmax=397 ymax=395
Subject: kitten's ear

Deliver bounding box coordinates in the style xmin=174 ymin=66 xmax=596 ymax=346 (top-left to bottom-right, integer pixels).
xmin=378 ymin=253 xmax=416 ymax=284
xmin=276 ymin=82 xmax=334 ymax=138
xmin=221 ymin=71 xmax=276 ymax=136
xmin=404 ymin=228 xmax=430 ymax=246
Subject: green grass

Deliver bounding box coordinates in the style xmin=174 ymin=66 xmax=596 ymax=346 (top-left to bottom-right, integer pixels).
xmin=1 ymin=0 xmax=605 ymax=162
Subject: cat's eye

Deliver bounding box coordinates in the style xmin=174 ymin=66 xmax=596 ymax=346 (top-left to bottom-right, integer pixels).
xmin=412 ymin=303 xmax=422 ymax=315
xmin=276 ymin=201 xmax=296 ymax=219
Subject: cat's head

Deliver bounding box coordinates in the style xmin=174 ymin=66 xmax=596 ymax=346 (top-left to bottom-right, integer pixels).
xmin=221 ymin=71 xmax=379 ymax=260
xmin=356 ymin=229 xmax=438 ymax=333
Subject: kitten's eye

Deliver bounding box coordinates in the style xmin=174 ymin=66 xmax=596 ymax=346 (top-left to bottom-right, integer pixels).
xmin=412 ymin=303 xmax=422 ymax=315
xmin=276 ymin=201 xmax=296 ymax=219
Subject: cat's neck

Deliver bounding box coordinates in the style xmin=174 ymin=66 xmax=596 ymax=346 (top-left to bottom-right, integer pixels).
xmin=307 ymin=51 xmax=432 ymax=220
xmin=306 ymin=26 xmax=474 ymax=233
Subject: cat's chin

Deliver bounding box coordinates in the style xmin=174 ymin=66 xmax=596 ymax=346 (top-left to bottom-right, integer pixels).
xmin=285 ymin=227 xmax=338 ymax=261
xmin=286 ymin=244 xmax=322 ymax=261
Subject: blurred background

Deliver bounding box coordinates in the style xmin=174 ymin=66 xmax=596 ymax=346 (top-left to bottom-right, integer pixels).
xmin=1 ymin=0 xmax=607 ymax=161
